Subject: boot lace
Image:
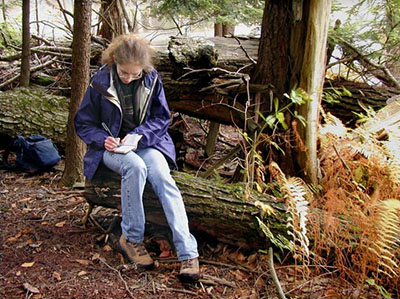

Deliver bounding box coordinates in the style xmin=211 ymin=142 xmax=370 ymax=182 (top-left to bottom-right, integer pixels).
xmin=182 ymin=258 xmax=195 ymax=270
xmin=132 ymin=242 xmax=148 ymax=256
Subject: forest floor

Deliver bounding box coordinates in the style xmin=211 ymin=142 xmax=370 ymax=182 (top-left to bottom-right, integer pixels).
xmin=0 ymin=120 xmax=385 ymax=299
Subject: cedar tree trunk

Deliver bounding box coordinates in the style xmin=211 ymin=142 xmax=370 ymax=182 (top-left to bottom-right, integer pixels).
xmin=20 ymin=0 xmax=30 ymax=87
xmin=297 ymin=0 xmax=332 ymax=184
xmin=61 ymin=0 xmax=92 ymax=186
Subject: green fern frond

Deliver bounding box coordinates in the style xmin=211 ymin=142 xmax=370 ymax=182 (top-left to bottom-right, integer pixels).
xmin=256 ymin=216 xmax=292 ymax=252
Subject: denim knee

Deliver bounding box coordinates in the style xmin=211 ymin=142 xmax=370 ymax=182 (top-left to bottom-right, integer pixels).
xmin=120 ymin=156 xmax=147 ymax=179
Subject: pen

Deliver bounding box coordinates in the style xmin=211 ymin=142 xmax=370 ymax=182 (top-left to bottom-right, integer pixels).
xmin=102 ymin=122 xmax=120 ymax=147
xmin=101 ymin=122 xmax=115 ymax=137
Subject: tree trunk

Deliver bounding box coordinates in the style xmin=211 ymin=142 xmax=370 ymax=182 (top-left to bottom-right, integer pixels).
xmin=251 ymin=0 xmax=297 ymax=178
xmin=61 ymin=0 xmax=92 ymax=186
xmin=297 ymin=0 xmax=332 ymax=185
xmin=1 ymin=0 xmax=6 ymax=23
xmin=253 ymin=0 xmax=292 ymax=102
xmin=84 ymin=165 xmax=286 ymax=249
xmin=214 ymin=23 xmax=223 ymax=37
xmin=20 ymin=0 xmax=30 ymax=87
xmin=223 ymin=24 xmax=235 ymax=36
xmin=97 ymin=0 xmax=125 ymax=41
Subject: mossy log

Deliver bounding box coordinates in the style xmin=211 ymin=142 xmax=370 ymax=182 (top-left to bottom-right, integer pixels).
xmin=85 ymin=165 xmax=288 ymax=249
xmin=0 ymin=87 xmax=69 ymax=147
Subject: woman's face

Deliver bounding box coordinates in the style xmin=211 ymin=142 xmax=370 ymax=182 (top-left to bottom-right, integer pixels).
xmin=116 ymin=62 xmax=143 ymax=84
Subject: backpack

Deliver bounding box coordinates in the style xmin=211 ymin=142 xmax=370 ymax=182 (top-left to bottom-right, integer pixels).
xmin=3 ymin=135 xmax=61 ymax=173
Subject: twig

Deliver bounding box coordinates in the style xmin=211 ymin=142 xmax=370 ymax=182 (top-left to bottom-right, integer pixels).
xmin=177 ymin=67 xmax=250 ymax=81
xmin=55 ymin=0 xmax=73 ymax=32
xmin=98 ymin=258 xmax=137 ymax=299
xmin=88 ymin=215 xmax=107 ymax=233
xmin=118 ymin=0 xmax=133 ymax=32
xmin=199 ymin=258 xmax=258 ymax=274
xmin=332 ymin=143 xmax=351 ymax=173
xmin=334 ymin=33 xmax=400 ymax=90
xmin=200 ymin=144 xmax=241 ymax=178
xmin=31 ymin=34 xmax=53 ymax=46
xmin=267 ymin=247 xmax=286 ymax=299
xmin=232 ymin=36 xmax=257 ymax=65
xmin=0 ymin=57 xmax=57 ymax=89
xmin=285 ymin=269 xmax=339 ymax=295
xmin=202 ymin=274 xmax=236 ymax=288
xmin=165 ymin=287 xmax=198 ymax=296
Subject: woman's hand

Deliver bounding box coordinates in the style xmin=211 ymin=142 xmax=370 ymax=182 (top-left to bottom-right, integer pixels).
xmin=104 ymin=136 xmax=120 ymax=152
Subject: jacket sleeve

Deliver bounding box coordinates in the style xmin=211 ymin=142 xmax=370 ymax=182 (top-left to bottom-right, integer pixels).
xmin=131 ymin=75 xmax=171 ymax=148
xmin=74 ymin=86 xmax=108 ymax=149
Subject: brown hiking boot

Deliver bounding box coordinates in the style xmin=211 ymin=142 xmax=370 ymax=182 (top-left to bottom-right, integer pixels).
xmin=119 ymin=235 xmax=154 ymax=269
xmin=178 ymin=257 xmax=200 ymax=282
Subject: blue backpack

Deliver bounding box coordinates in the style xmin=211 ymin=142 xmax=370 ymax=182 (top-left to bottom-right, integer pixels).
xmin=3 ymin=135 xmax=61 ymax=173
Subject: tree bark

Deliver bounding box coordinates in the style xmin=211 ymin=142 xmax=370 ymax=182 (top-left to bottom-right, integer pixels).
xmin=20 ymin=0 xmax=31 ymax=87
xmin=84 ymin=165 xmax=286 ymax=249
xmin=297 ymin=0 xmax=332 ymax=185
xmin=0 ymin=88 xmax=69 ymax=147
xmin=61 ymin=0 xmax=92 ymax=186
xmin=214 ymin=23 xmax=223 ymax=37
xmin=97 ymin=0 xmax=125 ymax=41
xmin=223 ymin=24 xmax=235 ymax=36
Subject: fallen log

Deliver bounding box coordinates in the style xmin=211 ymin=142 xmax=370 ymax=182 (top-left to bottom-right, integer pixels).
xmin=1 ymin=37 xmax=398 ymax=145
xmin=0 ymin=87 xmax=69 ymax=147
xmin=84 ymin=165 xmax=287 ymax=249
xmin=323 ymin=78 xmax=398 ymax=125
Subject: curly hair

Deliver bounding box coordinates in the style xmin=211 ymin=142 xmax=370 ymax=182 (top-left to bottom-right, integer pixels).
xmin=101 ymin=34 xmax=153 ymax=72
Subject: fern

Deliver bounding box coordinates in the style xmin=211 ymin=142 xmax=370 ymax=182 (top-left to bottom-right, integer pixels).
xmin=270 ymin=162 xmax=311 ymax=261
xmin=370 ymin=199 xmax=400 ymax=278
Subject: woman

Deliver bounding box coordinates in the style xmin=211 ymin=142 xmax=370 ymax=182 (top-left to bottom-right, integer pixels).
xmin=74 ymin=34 xmax=199 ymax=282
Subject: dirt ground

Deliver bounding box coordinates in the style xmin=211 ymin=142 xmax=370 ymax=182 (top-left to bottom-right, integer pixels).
xmin=1 ymin=166 xmax=387 ymax=299
xmin=0 ymin=120 xmax=386 ymax=299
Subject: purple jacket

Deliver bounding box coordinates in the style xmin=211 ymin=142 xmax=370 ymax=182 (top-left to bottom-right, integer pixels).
xmin=74 ymin=65 xmax=176 ymax=181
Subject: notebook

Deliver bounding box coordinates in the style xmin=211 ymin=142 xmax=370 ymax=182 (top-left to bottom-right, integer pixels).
xmin=114 ymin=134 xmax=143 ymax=154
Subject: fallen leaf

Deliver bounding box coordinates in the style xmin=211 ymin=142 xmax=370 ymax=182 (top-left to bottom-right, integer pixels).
xmin=77 ymin=271 xmax=87 ymax=276
xmin=55 ymin=221 xmax=66 ymax=228
xmin=7 ymin=232 xmax=22 ymax=243
xmin=91 ymin=253 xmax=101 ymax=261
xmin=52 ymin=271 xmax=61 ymax=281
xmin=23 ymin=282 xmax=40 ymax=293
xmin=229 ymin=251 xmax=246 ymax=263
xmin=29 ymin=242 xmax=43 ymax=248
xmin=21 ymin=262 xmax=35 ymax=268
xmin=75 ymin=259 xmax=90 ymax=266
xmin=159 ymin=250 xmax=173 ymax=258
xmin=19 ymin=197 xmax=32 ymax=202
xmin=103 ymin=244 xmax=113 ymax=252
xmin=21 ymin=229 xmax=32 ymax=235
xmin=33 ymin=294 xmax=42 ymax=299
xmin=231 ymin=269 xmax=249 ymax=281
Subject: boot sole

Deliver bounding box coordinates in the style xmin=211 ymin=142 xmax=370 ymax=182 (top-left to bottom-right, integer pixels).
xmin=178 ymin=273 xmax=200 ymax=283
xmin=120 ymin=251 xmax=155 ymax=270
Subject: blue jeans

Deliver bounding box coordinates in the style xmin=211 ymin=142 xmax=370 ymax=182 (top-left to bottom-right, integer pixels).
xmin=103 ymin=147 xmax=198 ymax=261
